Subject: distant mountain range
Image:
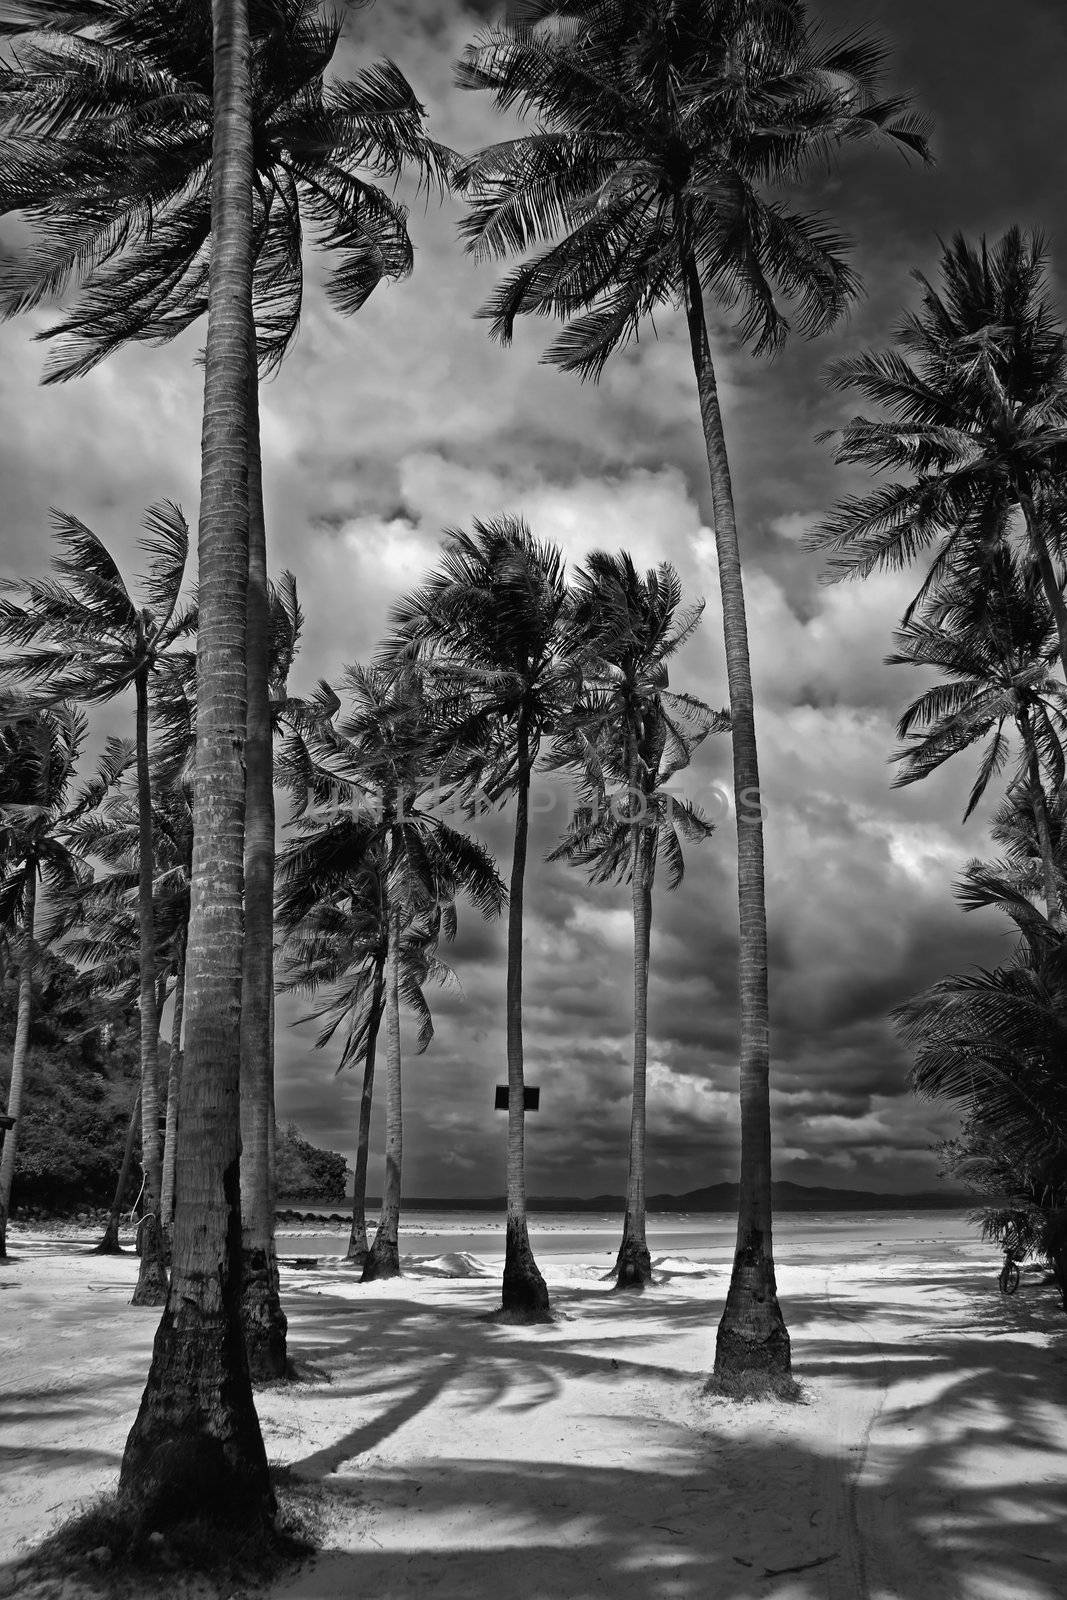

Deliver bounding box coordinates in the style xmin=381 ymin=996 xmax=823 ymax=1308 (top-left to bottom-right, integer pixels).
xmin=381 ymin=1181 xmax=971 ymax=1213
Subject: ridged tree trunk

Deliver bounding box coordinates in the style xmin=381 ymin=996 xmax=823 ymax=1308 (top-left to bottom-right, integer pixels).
xmin=160 ymin=932 xmax=187 ymax=1244
xmin=363 ymin=906 xmax=402 ymax=1281
xmin=239 ymin=329 xmax=288 ymax=1380
xmin=347 ymin=960 xmax=385 ymax=1266
xmin=614 ymin=824 xmax=655 ymax=1289
xmin=502 ymin=715 xmax=550 ymax=1317
xmin=0 ymin=868 xmax=35 ymax=1260
xmin=132 ymin=667 xmax=168 ymax=1304
xmin=680 ymin=241 xmax=790 ymax=1377
xmin=119 ymin=0 xmax=273 ymax=1531
xmin=95 ymin=1088 xmax=141 ymax=1255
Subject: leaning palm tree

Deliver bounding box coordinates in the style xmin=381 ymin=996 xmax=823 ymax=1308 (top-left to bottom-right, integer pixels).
xmin=456 ymin=0 xmax=928 ymax=1373
xmin=0 ymin=0 xmax=453 ymax=1374
xmin=552 ymin=552 xmax=722 ymax=1287
xmin=385 ymin=518 xmax=575 ymax=1317
xmin=887 ymin=547 xmax=1067 ymax=926
xmin=118 ymin=0 xmax=272 ymax=1533
xmin=812 ymin=229 xmax=1067 ymax=681
xmin=0 ymin=705 xmax=93 ymax=1256
xmin=0 ymin=504 xmax=194 ymax=1302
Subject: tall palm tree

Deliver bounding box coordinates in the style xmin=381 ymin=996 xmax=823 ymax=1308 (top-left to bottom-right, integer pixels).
xmin=812 ymin=229 xmax=1067 ymax=681
xmin=0 ymin=706 xmax=93 ymax=1256
xmin=118 ymin=0 xmax=273 ymax=1532
xmin=280 ymin=665 xmax=505 ymax=1278
xmin=385 ymin=517 xmax=575 ymax=1318
xmin=0 ymin=505 xmax=194 ymax=1302
xmin=62 ymin=765 xmax=194 ymax=1248
xmin=552 ymin=552 xmax=722 ymax=1287
xmin=276 ymin=811 xmax=389 ymax=1266
xmin=887 ymin=547 xmax=1067 ymax=924
xmin=0 ymin=0 xmax=453 ymax=1373
xmin=455 ymin=0 xmax=927 ymax=1372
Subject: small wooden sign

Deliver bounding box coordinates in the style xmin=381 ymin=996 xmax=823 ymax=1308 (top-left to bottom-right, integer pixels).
xmin=494 ymin=1085 xmax=540 ymax=1111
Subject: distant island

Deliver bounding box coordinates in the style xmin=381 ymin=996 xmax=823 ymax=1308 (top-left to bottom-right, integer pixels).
xmin=295 ymin=1180 xmax=971 ymax=1215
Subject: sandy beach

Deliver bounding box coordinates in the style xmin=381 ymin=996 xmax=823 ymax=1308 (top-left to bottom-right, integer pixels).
xmin=1 ymin=1213 xmax=1065 ymax=1599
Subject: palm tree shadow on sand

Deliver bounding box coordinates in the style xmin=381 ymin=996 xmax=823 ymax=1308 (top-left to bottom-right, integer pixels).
xmin=220 ymin=1263 xmax=1067 ymax=1600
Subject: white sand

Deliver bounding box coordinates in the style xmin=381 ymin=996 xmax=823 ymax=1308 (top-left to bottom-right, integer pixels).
xmin=1 ymin=1220 xmax=1065 ymax=1599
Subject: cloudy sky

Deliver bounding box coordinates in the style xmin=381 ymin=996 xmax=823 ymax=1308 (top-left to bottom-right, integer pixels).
xmin=3 ymin=0 xmax=1067 ymax=1200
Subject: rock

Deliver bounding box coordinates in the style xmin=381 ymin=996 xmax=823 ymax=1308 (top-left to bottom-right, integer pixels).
xmin=87 ymin=1545 xmax=112 ymax=1565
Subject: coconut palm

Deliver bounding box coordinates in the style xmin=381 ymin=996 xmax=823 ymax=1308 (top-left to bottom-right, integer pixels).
xmin=0 ymin=705 xmax=93 ymax=1256
xmin=552 ymin=552 xmax=723 ymax=1287
xmin=0 ymin=504 xmax=194 ymax=1302
xmin=813 ymin=229 xmax=1067 ymax=679
xmin=280 ymin=665 xmax=505 ymax=1278
xmin=456 ymin=0 xmax=927 ymax=1372
xmin=385 ymin=517 xmax=575 ymax=1316
xmin=118 ymin=0 xmax=272 ymax=1532
xmin=887 ymin=547 xmax=1067 ymax=924
xmin=276 ymin=811 xmax=388 ymax=1266
xmin=0 ymin=0 xmax=452 ymax=1374
xmin=63 ymin=765 xmax=194 ymax=1248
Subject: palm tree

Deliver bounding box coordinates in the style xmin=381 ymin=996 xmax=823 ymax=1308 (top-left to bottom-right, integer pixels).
xmin=276 ymin=811 xmax=389 ymax=1267
xmin=0 ymin=0 xmax=453 ymax=1373
xmin=552 ymin=552 xmax=722 ymax=1287
xmin=0 ymin=706 xmax=93 ymax=1256
xmin=62 ymin=765 xmax=194 ymax=1249
xmin=887 ymin=547 xmax=1067 ymax=924
xmin=385 ymin=517 xmax=575 ymax=1317
xmin=0 ymin=504 xmax=194 ymax=1302
xmin=813 ymin=229 xmax=1067 ymax=681
xmin=118 ymin=0 xmax=273 ymax=1532
xmin=280 ymin=665 xmax=505 ymax=1278
xmin=455 ymin=0 xmax=927 ymax=1373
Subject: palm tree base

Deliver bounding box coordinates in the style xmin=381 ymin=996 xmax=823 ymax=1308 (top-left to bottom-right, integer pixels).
xmin=714 ymin=1247 xmax=791 ymax=1377
xmin=240 ymin=1246 xmax=289 ymax=1382
xmin=501 ymin=1216 xmax=550 ymax=1318
xmin=120 ymin=1301 xmax=275 ymax=1534
xmin=361 ymin=1233 xmax=400 ymax=1281
xmin=131 ymin=1215 xmax=169 ymax=1306
xmin=93 ymin=1213 xmax=124 ymax=1255
xmin=613 ymin=1232 xmax=653 ymax=1291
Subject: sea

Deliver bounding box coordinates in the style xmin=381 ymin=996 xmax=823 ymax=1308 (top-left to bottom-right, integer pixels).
xmin=274 ymin=1205 xmax=981 ymax=1267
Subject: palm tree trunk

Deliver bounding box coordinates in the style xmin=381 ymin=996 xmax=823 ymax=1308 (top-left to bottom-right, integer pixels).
xmin=1018 ymin=718 xmax=1062 ymax=929
xmin=95 ymin=1087 xmax=141 ymax=1255
xmin=680 ymin=240 xmax=790 ymax=1377
xmin=160 ymin=931 xmax=187 ymax=1243
xmin=119 ymin=0 xmax=272 ymax=1531
xmin=131 ymin=667 xmax=168 ymax=1305
xmin=347 ymin=960 xmax=385 ymax=1265
xmin=614 ymin=824 xmax=654 ymax=1289
xmin=363 ymin=906 xmax=402 ymax=1281
xmin=502 ymin=715 xmax=550 ymax=1317
xmin=1019 ymin=489 xmax=1067 ymax=683
xmin=0 ymin=868 xmax=35 ymax=1260
xmin=239 ymin=320 xmax=288 ymax=1380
